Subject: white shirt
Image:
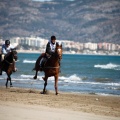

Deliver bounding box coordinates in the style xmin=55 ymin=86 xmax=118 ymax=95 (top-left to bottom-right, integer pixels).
xmin=1 ymin=44 xmax=14 ymax=54
xmin=49 ymin=40 xmax=56 ymax=52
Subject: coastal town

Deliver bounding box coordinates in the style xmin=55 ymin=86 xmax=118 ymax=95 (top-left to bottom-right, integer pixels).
xmin=0 ymin=36 xmax=120 ymax=55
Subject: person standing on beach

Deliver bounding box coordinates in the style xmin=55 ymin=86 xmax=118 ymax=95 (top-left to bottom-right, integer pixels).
xmin=0 ymin=40 xmax=17 ymax=75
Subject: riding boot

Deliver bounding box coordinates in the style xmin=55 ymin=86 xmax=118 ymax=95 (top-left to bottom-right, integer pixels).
xmin=40 ymin=57 xmax=47 ymax=71
xmin=40 ymin=58 xmax=44 ymax=71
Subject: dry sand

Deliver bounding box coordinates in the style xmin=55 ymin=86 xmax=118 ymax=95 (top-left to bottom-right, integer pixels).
xmin=0 ymin=87 xmax=120 ymax=120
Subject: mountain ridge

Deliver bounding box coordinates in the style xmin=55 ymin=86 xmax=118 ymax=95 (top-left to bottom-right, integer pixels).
xmin=0 ymin=0 xmax=120 ymax=44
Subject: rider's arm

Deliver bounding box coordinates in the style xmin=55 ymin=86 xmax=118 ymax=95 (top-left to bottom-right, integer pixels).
xmin=1 ymin=45 xmax=7 ymax=54
xmin=9 ymin=44 xmax=15 ymax=49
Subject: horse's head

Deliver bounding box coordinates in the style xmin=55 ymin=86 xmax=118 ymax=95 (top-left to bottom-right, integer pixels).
xmin=11 ymin=48 xmax=18 ymax=61
xmin=55 ymin=42 xmax=62 ymax=60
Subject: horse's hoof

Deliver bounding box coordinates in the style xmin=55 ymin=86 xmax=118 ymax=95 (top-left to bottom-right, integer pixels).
xmin=56 ymin=93 xmax=59 ymax=95
xmin=33 ymin=76 xmax=37 ymax=79
xmin=40 ymin=91 xmax=46 ymax=94
xmin=10 ymin=85 xmax=13 ymax=87
xmin=40 ymin=91 xmax=44 ymax=94
xmin=40 ymin=90 xmax=48 ymax=94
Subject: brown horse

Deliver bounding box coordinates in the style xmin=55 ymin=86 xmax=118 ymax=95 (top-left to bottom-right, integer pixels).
xmin=0 ymin=49 xmax=18 ymax=88
xmin=33 ymin=43 xmax=62 ymax=95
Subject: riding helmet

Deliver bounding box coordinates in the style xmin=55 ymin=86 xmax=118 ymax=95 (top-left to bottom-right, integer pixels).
xmin=51 ymin=36 xmax=56 ymax=44
xmin=51 ymin=36 xmax=56 ymax=40
xmin=5 ymin=40 xmax=10 ymax=45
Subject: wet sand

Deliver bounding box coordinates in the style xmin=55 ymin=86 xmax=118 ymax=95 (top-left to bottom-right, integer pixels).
xmin=0 ymin=87 xmax=120 ymax=120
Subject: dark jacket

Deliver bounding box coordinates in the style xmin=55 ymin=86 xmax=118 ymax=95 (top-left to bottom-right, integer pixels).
xmin=45 ymin=42 xmax=58 ymax=56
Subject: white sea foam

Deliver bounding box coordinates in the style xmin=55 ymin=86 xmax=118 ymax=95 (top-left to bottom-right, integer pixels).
xmin=21 ymin=74 xmax=34 ymax=78
xmin=20 ymin=74 xmax=42 ymax=80
xmin=20 ymin=74 xmax=82 ymax=83
xmin=23 ymin=59 xmax=36 ymax=63
xmin=59 ymin=74 xmax=82 ymax=83
xmin=59 ymin=74 xmax=120 ymax=86
xmin=2 ymin=73 xmax=119 ymax=87
xmin=94 ymin=63 xmax=120 ymax=70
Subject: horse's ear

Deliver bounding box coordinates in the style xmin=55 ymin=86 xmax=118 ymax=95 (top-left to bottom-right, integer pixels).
xmin=11 ymin=48 xmax=16 ymax=51
xmin=57 ymin=42 xmax=62 ymax=46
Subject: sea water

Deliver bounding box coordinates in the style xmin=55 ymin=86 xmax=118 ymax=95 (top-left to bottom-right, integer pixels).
xmin=0 ymin=53 xmax=120 ymax=96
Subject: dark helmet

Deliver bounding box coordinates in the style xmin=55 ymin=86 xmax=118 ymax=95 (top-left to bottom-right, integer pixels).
xmin=51 ymin=35 xmax=56 ymax=40
xmin=5 ymin=40 xmax=10 ymax=45
xmin=51 ymin=35 xmax=56 ymax=44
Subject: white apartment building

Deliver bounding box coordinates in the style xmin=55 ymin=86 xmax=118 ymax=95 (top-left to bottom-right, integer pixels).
xmin=0 ymin=37 xmax=119 ymax=54
xmin=84 ymin=42 xmax=97 ymax=50
xmin=10 ymin=37 xmax=48 ymax=48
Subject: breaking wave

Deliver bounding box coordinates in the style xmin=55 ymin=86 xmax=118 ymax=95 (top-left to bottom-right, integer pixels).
xmin=16 ymin=74 xmax=120 ymax=87
xmin=94 ymin=63 xmax=120 ymax=70
xmin=23 ymin=59 xmax=36 ymax=63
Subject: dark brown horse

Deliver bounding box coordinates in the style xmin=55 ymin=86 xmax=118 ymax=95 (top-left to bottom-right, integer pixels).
xmin=0 ymin=49 xmax=18 ymax=88
xmin=33 ymin=43 xmax=62 ymax=95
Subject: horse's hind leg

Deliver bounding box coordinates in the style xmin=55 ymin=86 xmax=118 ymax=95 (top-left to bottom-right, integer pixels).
xmin=5 ymin=78 xmax=8 ymax=88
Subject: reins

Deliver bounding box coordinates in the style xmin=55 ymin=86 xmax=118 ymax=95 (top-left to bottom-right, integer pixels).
xmin=5 ymin=52 xmax=15 ymax=65
xmin=5 ymin=60 xmax=13 ymax=65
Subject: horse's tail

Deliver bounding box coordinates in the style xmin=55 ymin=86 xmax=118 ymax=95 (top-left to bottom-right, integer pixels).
xmin=32 ymin=53 xmax=45 ymax=71
xmin=32 ymin=67 xmax=36 ymax=71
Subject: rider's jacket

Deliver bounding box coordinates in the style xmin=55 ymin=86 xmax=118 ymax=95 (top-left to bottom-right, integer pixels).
xmin=45 ymin=41 xmax=58 ymax=56
xmin=1 ymin=44 xmax=14 ymax=54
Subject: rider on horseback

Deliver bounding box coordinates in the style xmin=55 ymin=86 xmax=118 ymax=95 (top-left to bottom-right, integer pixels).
xmin=0 ymin=40 xmax=17 ymax=75
xmin=40 ymin=35 xmax=59 ymax=70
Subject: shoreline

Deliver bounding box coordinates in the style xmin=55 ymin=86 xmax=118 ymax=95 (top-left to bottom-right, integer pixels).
xmin=0 ymin=86 xmax=120 ymax=119
xmin=17 ymin=50 xmax=120 ymax=56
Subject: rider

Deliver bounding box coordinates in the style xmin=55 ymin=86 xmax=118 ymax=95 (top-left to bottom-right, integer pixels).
xmin=40 ymin=35 xmax=58 ymax=69
xmin=0 ymin=40 xmax=17 ymax=75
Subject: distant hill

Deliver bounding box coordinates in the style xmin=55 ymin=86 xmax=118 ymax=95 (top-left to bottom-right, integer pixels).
xmin=0 ymin=0 xmax=120 ymax=44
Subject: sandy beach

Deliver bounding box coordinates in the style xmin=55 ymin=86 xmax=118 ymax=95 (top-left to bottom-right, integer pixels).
xmin=0 ymin=87 xmax=120 ymax=120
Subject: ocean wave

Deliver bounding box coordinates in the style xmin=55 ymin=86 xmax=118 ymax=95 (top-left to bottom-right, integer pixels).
xmin=23 ymin=59 xmax=36 ymax=63
xmin=20 ymin=74 xmax=82 ymax=83
xmin=21 ymin=74 xmax=42 ymax=80
xmin=60 ymin=74 xmax=120 ymax=86
xmin=94 ymin=63 xmax=120 ymax=70
xmin=5 ymin=74 xmax=119 ymax=87
xmin=59 ymin=74 xmax=82 ymax=83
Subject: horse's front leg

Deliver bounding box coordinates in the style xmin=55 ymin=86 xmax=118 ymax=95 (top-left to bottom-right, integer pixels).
xmin=33 ymin=70 xmax=38 ymax=79
xmin=5 ymin=74 xmax=12 ymax=88
xmin=5 ymin=77 xmax=8 ymax=88
xmin=54 ymin=75 xmax=59 ymax=95
xmin=42 ymin=76 xmax=48 ymax=94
